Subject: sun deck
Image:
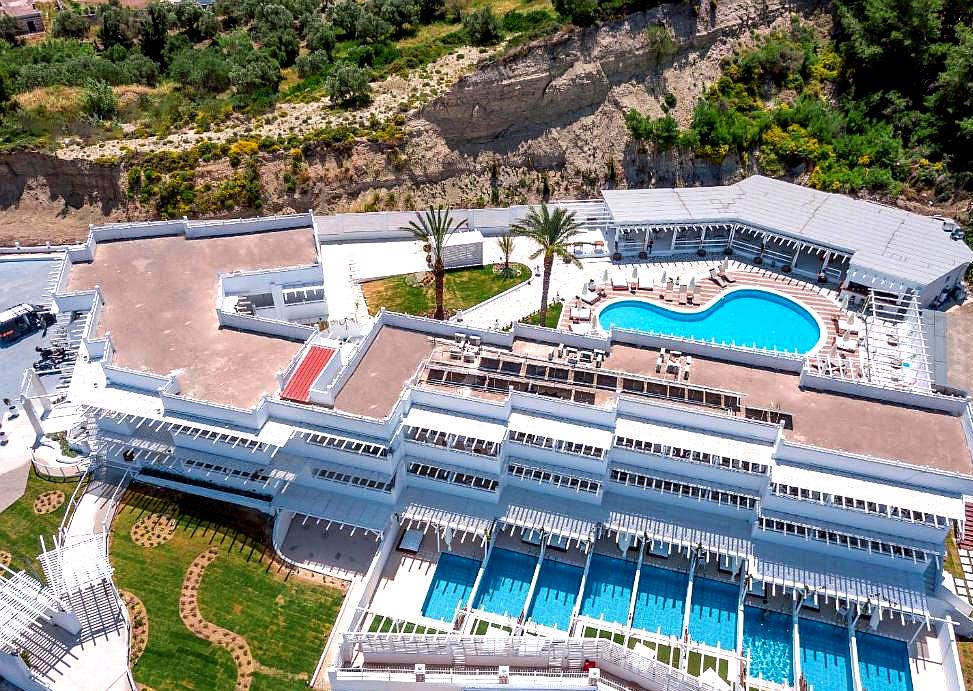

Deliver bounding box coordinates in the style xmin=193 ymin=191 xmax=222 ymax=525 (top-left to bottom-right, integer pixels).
xmin=334 ymin=318 xmax=971 ymax=474
xmin=67 ymin=228 xmax=316 ymax=408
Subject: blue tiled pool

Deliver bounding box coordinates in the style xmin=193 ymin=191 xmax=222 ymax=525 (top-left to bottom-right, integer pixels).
xmin=421 ymin=553 xmax=481 ymax=622
xmin=857 ymin=632 xmax=914 ymax=691
xmin=631 ymin=564 xmax=688 ymax=637
xmin=579 ymin=553 xmax=638 ymax=625
xmin=743 ymin=606 xmax=793 ymax=685
xmin=688 ymin=578 xmax=738 ymax=650
xmin=800 ymin=618 xmax=853 ymax=691
xmin=527 ymin=558 xmax=584 ymax=630
xmin=472 ymin=548 xmax=537 ymax=618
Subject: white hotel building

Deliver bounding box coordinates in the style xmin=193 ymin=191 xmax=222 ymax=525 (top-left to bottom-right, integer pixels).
xmin=4 ymin=176 xmax=973 ymax=691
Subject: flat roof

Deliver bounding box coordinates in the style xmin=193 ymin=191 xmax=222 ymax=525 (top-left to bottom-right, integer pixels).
xmin=606 ymin=344 xmax=971 ymax=474
xmin=281 ymin=346 xmax=335 ymax=403
xmin=602 ymin=176 xmax=973 ymax=286
xmin=332 ymin=325 xmax=435 ymax=418
xmin=67 ymin=229 xmax=316 ymax=408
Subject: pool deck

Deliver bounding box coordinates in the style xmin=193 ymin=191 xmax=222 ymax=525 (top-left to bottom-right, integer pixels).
xmin=67 ymin=229 xmax=317 ymax=408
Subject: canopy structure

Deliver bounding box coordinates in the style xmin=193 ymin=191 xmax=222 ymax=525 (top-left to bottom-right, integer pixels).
xmin=605 ymin=493 xmax=754 ymax=560
xmin=753 ymin=547 xmax=929 ymax=618
xmin=0 ymin=566 xmax=71 ymax=652
xmin=37 ymin=532 xmax=114 ymax=600
xmin=398 ymin=488 xmax=494 ymax=544
xmin=277 ymin=483 xmax=391 ymax=536
xmin=499 ymin=489 xmax=601 ymax=549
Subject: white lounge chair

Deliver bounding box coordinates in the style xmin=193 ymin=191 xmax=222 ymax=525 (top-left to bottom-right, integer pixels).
xmin=570 ymin=307 xmax=591 ymax=322
xmin=611 ymin=274 xmax=628 ymax=291
xmin=838 ymin=313 xmax=860 ymax=334
xmin=836 ymin=333 xmax=859 ymax=352
xmin=570 ymin=322 xmax=592 ymax=335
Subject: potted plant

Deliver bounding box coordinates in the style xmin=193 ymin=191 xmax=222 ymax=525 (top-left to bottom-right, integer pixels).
xmin=638 ymin=250 xmax=648 ymax=259
xmin=612 ymin=251 xmax=622 ymax=261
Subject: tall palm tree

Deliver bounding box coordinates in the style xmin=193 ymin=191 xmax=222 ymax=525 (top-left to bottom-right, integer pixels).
xmin=404 ymin=207 xmax=468 ymax=320
xmin=512 ymin=204 xmax=582 ymax=327
xmin=496 ymin=234 xmax=515 ymax=276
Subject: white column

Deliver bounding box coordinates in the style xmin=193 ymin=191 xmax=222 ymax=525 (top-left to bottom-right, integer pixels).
xmin=848 ymin=608 xmax=864 ymax=691
xmin=571 ymin=543 xmax=597 ymax=630
xmin=792 ymin=591 xmax=803 ymax=686
xmin=271 ymin=283 xmax=286 ymax=321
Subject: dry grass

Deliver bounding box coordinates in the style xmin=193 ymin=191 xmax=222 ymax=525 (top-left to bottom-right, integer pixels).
xmin=115 ymin=84 xmax=165 ymax=110
xmin=15 ymin=85 xmax=82 ymax=113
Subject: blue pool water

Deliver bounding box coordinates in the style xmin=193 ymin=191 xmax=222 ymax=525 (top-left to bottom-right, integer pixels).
xmin=743 ymin=606 xmax=793 ymax=685
xmin=688 ymin=578 xmax=739 ymax=650
xmin=472 ymin=548 xmax=537 ymax=618
xmin=579 ymin=553 xmax=638 ymax=625
xmin=597 ymin=288 xmax=822 ymax=354
xmin=421 ymin=553 xmax=481 ymax=622
xmin=857 ymin=632 xmax=914 ymax=691
xmin=631 ymin=564 xmax=688 ymax=637
xmin=527 ymin=558 xmax=584 ymax=630
xmin=800 ymin=618 xmax=853 ymax=691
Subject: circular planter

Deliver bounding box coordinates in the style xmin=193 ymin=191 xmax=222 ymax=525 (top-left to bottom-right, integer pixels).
xmin=754 ymin=256 xmax=764 ymax=266
xmin=612 ymin=252 xmax=622 ymax=261
xmin=638 ymin=251 xmax=648 ymax=260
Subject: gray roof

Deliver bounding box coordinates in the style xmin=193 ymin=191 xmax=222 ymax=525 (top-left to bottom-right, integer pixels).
xmin=602 ymin=176 xmax=973 ymax=287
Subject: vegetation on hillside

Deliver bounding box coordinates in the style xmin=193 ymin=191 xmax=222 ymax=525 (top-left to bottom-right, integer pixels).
xmin=0 ymin=0 xmax=560 ymax=150
xmin=625 ymin=5 xmax=973 ymax=199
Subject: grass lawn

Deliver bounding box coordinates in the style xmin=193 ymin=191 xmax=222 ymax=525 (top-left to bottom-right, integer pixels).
xmin=518 ymin=301 xmax=564 ymax=329
xmin=0 ymin=467 xmax=72 ymax=570
xmin=362 ymin=263 xmax=530 ymax=317
xmin=945 ymin=530 xmax=963 ymax=580
xmin=110 ymin=485 xmax=345 ymax=691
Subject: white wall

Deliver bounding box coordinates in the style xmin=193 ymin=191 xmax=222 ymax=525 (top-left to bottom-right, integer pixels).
xmin=799 ymin=369 xmax=968 ymax=414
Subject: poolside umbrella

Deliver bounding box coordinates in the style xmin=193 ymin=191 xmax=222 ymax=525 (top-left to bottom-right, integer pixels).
xmin=602 ymin=269 xmax=609 ymax=285
xmin=631 ymin=267 xmax=639 ymax=281
xmin=721 ymin=258 xmax=729 ymax=272
xmin=661 ymin=270 xmax=667 ymax=284
xmin=688 ymin=276 xmax=696 ymax=291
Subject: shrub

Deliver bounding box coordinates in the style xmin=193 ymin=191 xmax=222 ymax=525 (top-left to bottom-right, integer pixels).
xmin=296 ymin=49 xmax=329 ymax=78
xmin=463 ymin=7 xmax=501 ymax=46
xmin=52 ymin=10 xmax=90 ymax=39
xmin=229 ymin=51 xmax=282 ymax=95
xmin=81 ymin=79 xmax=118 ymax=120
xmin=325 ymin=61 xmax=371 ymax=106
xmin=305 ymin=17 xmax=336 ymax=57
xmin=552 ymin=0 xmax=598 ymax=26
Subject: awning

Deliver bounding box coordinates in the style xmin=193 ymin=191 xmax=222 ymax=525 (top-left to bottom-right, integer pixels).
xmin=753 ymin=545 xmax=928 ymax=617
xmin=499 ymin=488 xmax=601 ymax=547
xmin=605 ymin=493 xmax=753 ymax=559
xmin=402 ymin=407 xmax=508 ymax=442
xmin=276 ymin=483 xmax=391 ymax=535
xmin=398 ymin=487 xmax=495 ymax=541
xmin=507 ymin=411 xmax=614 ymax=450
xmin=614 ymin=416 xmax=775 ymax=469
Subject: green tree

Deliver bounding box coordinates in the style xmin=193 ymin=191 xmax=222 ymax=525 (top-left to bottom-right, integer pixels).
xmin=512 ymin=204 xmax=582 ymax=327
xmin=262 ymin=28 xmax=300 ymax=66
xmin=0 ymin=14 xmax=22 ymax=44
xmin=552 ymin=0 xmax=599 ymax=25
xmin=496 ymin=234 xmax=515 ymax=276
xmin=139 ymin=3 xmax=171 ymax=65
xmin=354 ymin=10 xmax=392 ymax=42
xmin=403 ymin=208 xmax=468 ymax=320
xmin=371 ymin=0 xmax=419 ymax=34
xmin=305 ymin=17 xmax=336 ymax=57
xmin=254 ymin=3 xmax=293 ymax=37
xmin=296 ymin=49 xmax=329 ymax=78
xmin=52 ymin=9 xmax=90 ymax=39
xmin=81 ymin=79 xmax=118 ymax=119
xmin=169 ymin=46 xmax=232 ymax=92
xmin=97 ymin=0 xmax=134 ymax=50
xmin=329 ymin=0 xmax=362 ymax=34
xmin=229 ymin=51 xmax=281 ymax=95
xmin=463 ymin=7 xmax=501 ymax=45
xmin=325 ymin=61 xmax=371 ymax=105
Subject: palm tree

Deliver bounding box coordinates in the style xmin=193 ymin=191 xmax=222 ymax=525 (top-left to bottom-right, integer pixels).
xmin=496 ymin=234 xmax=515 ymax=276
xmin=512 ymin=204 xmax=582 ymax=327
xmin=404 ymin=207 xmax=468 ymax=320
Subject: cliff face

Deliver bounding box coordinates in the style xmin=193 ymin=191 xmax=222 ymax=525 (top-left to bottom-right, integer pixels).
xmin=422 ymin=0 xmax=811 ymax=149
xmin=0 ymin=0 xmax=815 ymax=245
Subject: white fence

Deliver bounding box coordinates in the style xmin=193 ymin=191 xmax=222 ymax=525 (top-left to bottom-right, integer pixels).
xmin=938 ymin=619 xmax=967 ymax=691
xmin=103 ymin=364 xmax=176 ymax=393
xmin=215 ymin=309 xmax=316 ymax=341
xmin=800 ymin=367 xmax=969 ymax=414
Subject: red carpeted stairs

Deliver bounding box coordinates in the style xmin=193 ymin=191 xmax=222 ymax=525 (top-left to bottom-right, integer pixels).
xmin=959 ymin=501 xmax=973 ymax=549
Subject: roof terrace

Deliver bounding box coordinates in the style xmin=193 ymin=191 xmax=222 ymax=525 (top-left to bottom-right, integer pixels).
xmin=335 ymin=321 xmax=971 ymax=475
xmin=67 ymin=228 xmax=316 ymax=408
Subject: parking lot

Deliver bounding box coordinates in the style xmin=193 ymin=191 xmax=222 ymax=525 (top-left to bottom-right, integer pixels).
xmin=0 ymin=258 xmax=58 ymax=400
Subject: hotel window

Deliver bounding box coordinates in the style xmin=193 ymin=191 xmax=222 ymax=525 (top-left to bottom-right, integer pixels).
xmin=608 ymin=466 xmax=756 ymax=510
xmin=774 ymin=484 xmax=946 ymax=528
xmin=313 ymin=466 xmax=394 ymax=493
xmin=302 ymin=431 xmax=389 ymax=458
xmin=758 ymin=517 xmax=926 ymax=562
xmin=407 ymin=461 xmax=498 ymax=492
xmin=615 ymin=435 xmax=768 ymax=475
xmin=507 ymin=462 xmax=601 ymax=495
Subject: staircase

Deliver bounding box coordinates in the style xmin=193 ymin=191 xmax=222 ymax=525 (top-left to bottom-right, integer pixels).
xmin=958 ymin=502 xmax=973 ymax=550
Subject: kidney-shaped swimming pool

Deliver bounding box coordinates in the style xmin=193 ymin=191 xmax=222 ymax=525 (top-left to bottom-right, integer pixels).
xmin=596 ymin=288 xmax=822 ymax=354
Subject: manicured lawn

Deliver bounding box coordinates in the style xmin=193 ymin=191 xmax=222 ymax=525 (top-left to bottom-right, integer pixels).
xmin=0 ymin=467 xmax=72 ymax=570
xmin=519 ymin=301 xmax=564 ymax=329
xmin=362 ymin=263 xmax=530 ymax=317
xmin=945 ymin=530 xmax=963 ymax=579
xmin=110 ymin=485 xmax=344 ymax=691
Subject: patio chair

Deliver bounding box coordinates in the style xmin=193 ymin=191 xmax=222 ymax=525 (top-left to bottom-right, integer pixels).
xmin=836 ymin=333 xmax=859 ymax=352
xmin=709 ymin=268 xmax=727 ymax=288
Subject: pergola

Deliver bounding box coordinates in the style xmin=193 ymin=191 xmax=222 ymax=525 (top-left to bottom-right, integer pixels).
xmin=605 ymin=506 xmax=753 ymax=561
xmin=0 ymin=566 xmax=79 ymax=652
xmin=398 ymin=491 xmax=494 ymax=547
xmin=499 ymin=501 xmax=600 ymax=550
xmin=37 ymin=532 xmax=114 ymax=601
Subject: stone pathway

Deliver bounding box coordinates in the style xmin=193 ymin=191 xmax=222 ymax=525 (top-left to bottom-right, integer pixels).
xmin=179 ymin=548 xmax=255 ymax=691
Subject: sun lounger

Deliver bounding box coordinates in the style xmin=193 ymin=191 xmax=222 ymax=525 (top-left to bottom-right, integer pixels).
xmin=678 ymin=285 xmax=688 ymax=305
xmin=718 ymin=267 xmax=736 ymax=283
xmin=838 ymin=314 xmax=860 ymax=334
xmin=570 ymin=322 xmax=592 ymax=335
xmin=612 ymin=274 xmax=628 ymax=291
xmin=709 ymin=268 xmax=727 ymax=288
xmin=580 ymin=290 xmax=600 ymax=306
xmin=570 ymin=307 xmax=591 ymax=322
xmin=836 ymin=333 xmax=859 ymax=352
